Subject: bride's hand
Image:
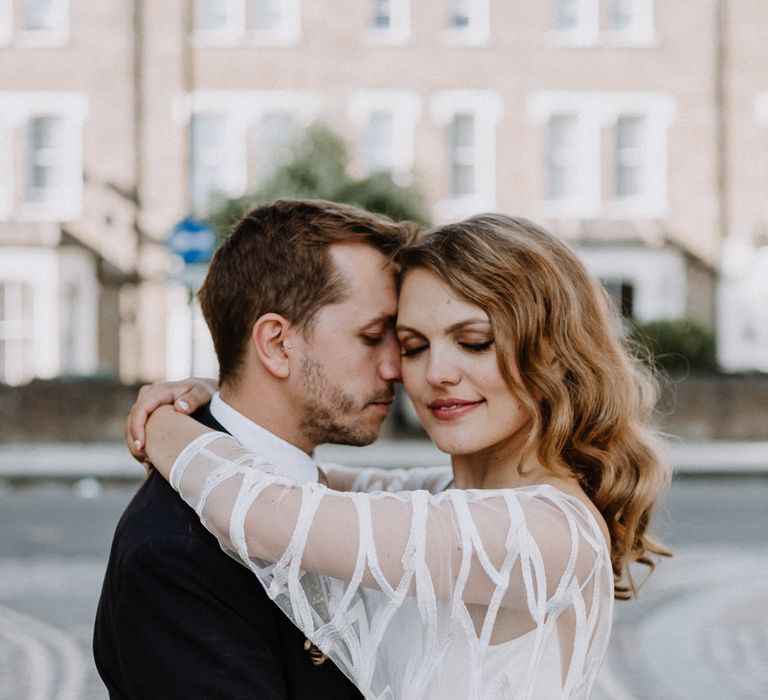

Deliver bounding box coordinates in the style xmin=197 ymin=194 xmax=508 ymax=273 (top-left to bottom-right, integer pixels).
xmin=125 ymin=377 xmax=218 ymax=462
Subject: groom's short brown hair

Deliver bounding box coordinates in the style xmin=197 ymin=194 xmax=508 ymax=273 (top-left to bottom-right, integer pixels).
xmin=198 ymin=198 xmax=418 ymax=385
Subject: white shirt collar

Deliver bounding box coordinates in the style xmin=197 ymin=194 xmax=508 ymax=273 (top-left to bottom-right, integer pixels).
xmin=209 ymin=392 xmax=318 ymax=484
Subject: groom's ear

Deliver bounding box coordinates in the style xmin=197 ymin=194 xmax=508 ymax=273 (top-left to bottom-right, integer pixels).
xmin=251 ymin=313 xmax=293 ymax=379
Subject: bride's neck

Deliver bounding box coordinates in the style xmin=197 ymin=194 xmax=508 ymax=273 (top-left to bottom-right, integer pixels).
xmin=449 ymin=441 xmax=570 ymax=491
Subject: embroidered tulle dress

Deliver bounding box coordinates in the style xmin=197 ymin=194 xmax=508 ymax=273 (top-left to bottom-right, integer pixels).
xmin=169 ymin=432 xmax=614 ymax=699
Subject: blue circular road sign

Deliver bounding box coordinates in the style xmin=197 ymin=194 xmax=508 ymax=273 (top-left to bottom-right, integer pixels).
xmin=168 ymin=217 xmax=218 ymax=265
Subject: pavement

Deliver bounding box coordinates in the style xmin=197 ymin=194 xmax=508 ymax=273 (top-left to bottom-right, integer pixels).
xmin=0 ymin=438 xmax=767 ymax=481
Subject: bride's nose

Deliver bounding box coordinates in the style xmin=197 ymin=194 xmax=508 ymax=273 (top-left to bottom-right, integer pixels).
xmin=425 ymin=347 xmax=460 ymax=387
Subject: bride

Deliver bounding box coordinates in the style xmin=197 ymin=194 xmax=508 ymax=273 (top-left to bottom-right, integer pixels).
xmin=138 ymin=214 xmax=669 ymax=699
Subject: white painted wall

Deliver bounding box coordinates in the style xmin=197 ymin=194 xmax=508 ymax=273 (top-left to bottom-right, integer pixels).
xmin=718 ymin=235 xmax=768 ymax=372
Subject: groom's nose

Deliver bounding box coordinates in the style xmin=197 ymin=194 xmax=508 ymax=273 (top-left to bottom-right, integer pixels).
xmin=378 ymin=334 xmax=402 ymax=383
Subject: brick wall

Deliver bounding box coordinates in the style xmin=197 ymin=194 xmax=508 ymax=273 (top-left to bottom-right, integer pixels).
xmin=1 ymin=375 xmax=766 ymax=443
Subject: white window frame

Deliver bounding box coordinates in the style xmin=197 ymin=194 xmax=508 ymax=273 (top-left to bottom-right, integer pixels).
xmin=366 ymin=0 xmax=410 ymax=45
xmin=756 ymin=94 xmax=768 ymax=220
xmin=548 ymin=0 xmax=599 ymax=46
xmin=0 ymin=118 xmax=10 ymax=220
xmin=0 ymin=92 xmax=87 ymax=222
xmin=430 ymin=90 xmax=502 ymax=220
xmin=347 ymin=91 xmax=421 ymax=185
xmin=545 ymin=113 xmax=581 ymax=201
xmin=253 ymin=110 xmax=300 ymax=185
xmin=755 ymin=93 xmax=768 ymax=126
xmin=18 ymin=0 xmax=69 ymax=47
xmin=527 ymin=91 xmax=675 ymax=219
xmin=191 ymin=0 xmax=245 ymax=46
xmin=189 ymin=112 xmax=233 ymax=214
xmin=0 ymin=0 xmax=12 ymax=46
xmin=0 ymin=248 xmax=60 ymax=385
xmin=25 ymin=115 xmax=68 ymax=204
xmin=614 ymin=113 xmax=647 ymax=200
xmin=604 ymin=0 xmax=654 ymax=46
xmin=180 ymin=90 xmax=320 ymax=206
xmin=249 ymin=0 xmax=300 ymax=45
xmin=576 ymin=244 xmax=687 ymax=322
xmin=442 ymin=0 xmax=489 ymax=46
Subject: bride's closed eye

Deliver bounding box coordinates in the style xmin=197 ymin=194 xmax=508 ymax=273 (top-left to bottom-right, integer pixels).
xmin=401 ymin=344 xmax=427 ymax=358
xmin=459 ymin=339 xmax=494 ymax=353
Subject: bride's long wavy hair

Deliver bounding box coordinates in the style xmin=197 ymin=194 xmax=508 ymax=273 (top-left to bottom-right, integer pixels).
xmin=398 ymin=214 xmax=671 ymax=599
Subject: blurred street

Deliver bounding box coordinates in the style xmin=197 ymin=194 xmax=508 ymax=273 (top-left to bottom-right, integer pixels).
xmin=0 ymin=450 xmax=766 ymax=699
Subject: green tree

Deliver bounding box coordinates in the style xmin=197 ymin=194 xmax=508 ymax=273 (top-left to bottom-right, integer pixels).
xmin=208 ymin=124 xmax=430 ymax=239
xmin=629 ymin=318 xmax=718 ymax=374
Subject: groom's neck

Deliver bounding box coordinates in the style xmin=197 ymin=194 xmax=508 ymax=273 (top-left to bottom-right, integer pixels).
xmin=219 ymin=379 xmax=316 ymax=455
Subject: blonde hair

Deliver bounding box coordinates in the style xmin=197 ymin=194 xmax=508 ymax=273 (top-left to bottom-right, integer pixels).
xmin=399 ymin=214 xmax=671 ymax=599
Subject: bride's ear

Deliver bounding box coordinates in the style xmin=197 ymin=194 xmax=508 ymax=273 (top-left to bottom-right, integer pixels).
xmin=251 ymin=314 xmax=294 ymax=379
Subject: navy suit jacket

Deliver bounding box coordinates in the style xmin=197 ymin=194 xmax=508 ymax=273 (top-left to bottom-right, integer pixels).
xmin=93 ymin=403 xmax=361 ymax=699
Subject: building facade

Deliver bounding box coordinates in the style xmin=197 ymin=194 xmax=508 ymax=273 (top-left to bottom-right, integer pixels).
xmin=1 ymin=0 xmax=766 ymax=384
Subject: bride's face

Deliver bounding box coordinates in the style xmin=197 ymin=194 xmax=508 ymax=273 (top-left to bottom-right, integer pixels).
xmin=396 ymin=268 xmax=532 ymax=457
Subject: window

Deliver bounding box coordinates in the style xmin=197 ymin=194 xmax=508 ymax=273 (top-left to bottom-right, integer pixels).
xmin=528 ymin=91 xmax=675 ymax=218
xmin=191 ymin=0 xmax=299 ymax=45
xmin=372 ymin=0 xmax=391 ymax=28
xmin=449 ymin=114 xmax=475 ymax=197
xmin=546 ymin=114 xmax=579 ymax=200
xmin=549 ymin=0 xmax=653 ymax=47
xmin=0 ymin=124 xmax=10 ymax=220
xmin=189 ymin=113 xmax=229 ymax=214
xmin=186 ymin=90 xmax=320 ymax=209
xmin=554 ymin=0 xmax=579 ymax=30
xmin=252 ymin=0 xmax=281 ymax=30
xmin=347 ymin=91 xmax=420 ymax=184
xmin=254 ymin=111 xmax=297 ymax=183
xmin=0 ymin=92 xmax=87 ymax=221
xmin=20 ymin=0 xmax=68 ymax=44
xmin=601 ymin=278 xmax=635 ymax=319
xmin=249 ymin=0 xmax=299 ymax=44
xmin=363 ymin=110 xmax=394 ymax=175
xmin=0 ymin=280 xmax=35 ymax=386
xmin=606 ymin=0 xmax=653 ymax=42
xmin=193 ymin=0 xmax=244 ymax=44
xmin=614 ymin=114 xmax=645 ymax=198
xmin=550 ymin=0 xmax=598 ymax=44
xmin=609 ymin=0 xmax=632 ymax=30
xmin=430 ymin=90 xmax=502 ymax=218
xmin=0 ymin=0 xmax=12 ymax=46
xmin=26 ymin=115 xmax=66 ymax=204
xmin=443 ymin=0 xmax=489 ymax=45
xmin=449 ymin=0 xmax=470 ymax=28
xmin=367 ymin=0 xmax=409 ymax=43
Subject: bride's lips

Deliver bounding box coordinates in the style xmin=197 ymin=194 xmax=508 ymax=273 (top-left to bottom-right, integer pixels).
xmin=428 ymin=398 xmax=484 ymax=420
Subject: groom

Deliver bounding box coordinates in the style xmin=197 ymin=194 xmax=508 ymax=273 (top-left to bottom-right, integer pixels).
xmin=93 ymin=199 xmax=415 ymax=698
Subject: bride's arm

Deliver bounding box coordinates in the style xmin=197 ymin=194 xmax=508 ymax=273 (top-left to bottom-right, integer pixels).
xmin=322 ymin=462 xmax=453 ymax=494
xmin=127 ymin=378 xmax=218 ymax=461
xmin=145 ymin=405 xmax=215 ymax=471
xmin=146 ymin=407 xmax=603 ymax=607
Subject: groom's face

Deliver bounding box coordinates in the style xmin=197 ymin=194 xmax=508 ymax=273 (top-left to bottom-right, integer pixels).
xmin=294 ymin=242 xmax=401 ymax=447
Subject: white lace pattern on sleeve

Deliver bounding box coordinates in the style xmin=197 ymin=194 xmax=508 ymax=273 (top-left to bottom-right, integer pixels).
xmin=171 ymin=433 xmax=614 ymax=700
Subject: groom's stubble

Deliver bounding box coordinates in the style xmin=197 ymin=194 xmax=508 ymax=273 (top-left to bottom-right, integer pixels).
xmin=298 ymin=350 xmax=395 ymax=447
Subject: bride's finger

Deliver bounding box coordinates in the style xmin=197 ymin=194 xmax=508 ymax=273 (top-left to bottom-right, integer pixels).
xmin=171 ymin=378 xmax=217 ymax=415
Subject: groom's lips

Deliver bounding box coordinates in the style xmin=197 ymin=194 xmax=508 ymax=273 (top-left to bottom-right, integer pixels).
xmin=368 ymin=396 xmax=395 ymax=414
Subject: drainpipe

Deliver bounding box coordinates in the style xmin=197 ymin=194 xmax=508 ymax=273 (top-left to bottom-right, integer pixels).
xmin=714 ymin=0 xmax=728 ymax=245
xmin=713 ymin=0 xmax=727 ymax=335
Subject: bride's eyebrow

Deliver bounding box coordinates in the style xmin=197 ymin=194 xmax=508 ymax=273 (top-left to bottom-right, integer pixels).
xmin=395 ymin=324 xmax=423 ymax=336
xmin=445 ymin=319 xmax=491 ymax=333
xmin=396 ymin=319 xmax=490 ymax=336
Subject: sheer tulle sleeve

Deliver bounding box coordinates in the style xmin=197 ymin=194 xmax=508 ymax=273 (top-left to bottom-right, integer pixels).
xmin=322 ymin=462 xmax=453 ymax=494
xmin=171 ymin=432 xmax=614 ymax=700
